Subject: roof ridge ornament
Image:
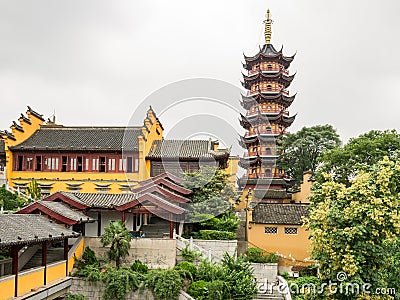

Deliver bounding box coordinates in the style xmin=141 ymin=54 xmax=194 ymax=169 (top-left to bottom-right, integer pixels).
xmin=264 ymin=9 xmax=273 ymax=44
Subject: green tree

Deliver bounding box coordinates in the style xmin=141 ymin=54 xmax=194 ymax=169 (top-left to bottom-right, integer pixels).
xmin=319 ymin=129 xmax=400 ymax=185
xmin=101 ymin=221 xmax=132 ymax=269
xmin=26 ymin=179 xmax=41 ymax=200
xmin=0 ymin=184 xmax=22 ymax=210
xmin=307 ymin=157 xmax=400 ymax=298
xmin=182 ymin=166 xmax=238 ymax=220
xmin=278 ymin=125 xmax=341 ymax=186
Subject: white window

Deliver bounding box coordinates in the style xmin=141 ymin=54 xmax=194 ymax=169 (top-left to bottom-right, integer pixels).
xmin=85 ymin=158 xmax=89 ymax=171
xmin=119 ymin=158 xmax=127 ymax=171
xmin=134 ymin=158 xmax=139 ymax=172
xmin=70 ymin=158 xmax=76 ymax=171
xmin=264 ymin=227 xmax=278 ymax=234
xmin=108 ymin=158 xmax=116 ymax=171
xmin=92 ymin=158 xmax=99 ymax=171
xmin=284 ymin=227 xmax=298 ymax=235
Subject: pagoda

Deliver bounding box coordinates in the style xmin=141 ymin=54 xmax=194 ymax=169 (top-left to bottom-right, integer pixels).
xmin=238 ymin=9 xmax=296 ymax=203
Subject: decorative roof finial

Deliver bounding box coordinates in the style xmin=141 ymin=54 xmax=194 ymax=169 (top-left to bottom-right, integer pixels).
xmin=264 ymin=9 xmax=273 ymax=44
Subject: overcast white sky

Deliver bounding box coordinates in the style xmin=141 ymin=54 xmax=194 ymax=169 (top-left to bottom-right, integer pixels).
xmin=1 ymin=0 xmax=399 ymax=148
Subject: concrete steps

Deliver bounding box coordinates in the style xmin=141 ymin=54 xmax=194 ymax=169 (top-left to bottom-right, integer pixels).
xmin=22 ymin=247 xmax=64 ymax=270
xmin=142 ymin=217 xmax=170 ymax=238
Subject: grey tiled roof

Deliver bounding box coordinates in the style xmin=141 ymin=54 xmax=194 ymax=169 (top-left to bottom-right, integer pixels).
xmin=0 ymin=214 xmax=79 ymax=247
xmin=19 ymin=201 xmax=95 ymax=223
xmin=253 ymin=189 xmax=289 ymax=199
xmin=0 ymin=140 xmax=4 ymax=154
xmin=146 ymin=140 xmax=229 ymax=159
xmin=10 ymin=126 xmax=142 ymax=151
xmin=251 ymin=203 xmax=309 ymax=225
xmin=59 ymin=191 xmax=136 ymax=208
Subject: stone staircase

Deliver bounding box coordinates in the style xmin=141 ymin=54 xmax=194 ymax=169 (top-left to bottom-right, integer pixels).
xmin=22 ymin=247 xmax=65 ymax=270
xmin=142 ymin=217 xmax=170 ymax=238
xmin=254 ymin=291 xmax=285 ymax=300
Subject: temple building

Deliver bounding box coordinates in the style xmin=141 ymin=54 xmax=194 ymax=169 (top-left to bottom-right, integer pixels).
xmin=238 ymin=10 xmax=312 ymax=270
xmin=0 ymin=106 xmax=236 ymax=197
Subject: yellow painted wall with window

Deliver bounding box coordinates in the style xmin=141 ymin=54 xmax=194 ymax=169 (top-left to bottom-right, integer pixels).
xmin=248 ymin=223 xmax=311 ymax=266
xmin=4 ymin=107 xmax=163 ymax=195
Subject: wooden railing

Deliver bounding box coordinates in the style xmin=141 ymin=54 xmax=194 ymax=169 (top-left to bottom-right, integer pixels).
xmin=246 ymin=110 xmax=289 ymax=117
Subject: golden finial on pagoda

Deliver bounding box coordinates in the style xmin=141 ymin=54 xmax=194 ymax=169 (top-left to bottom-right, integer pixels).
xmin=264 ymin=9 xmax=272 ymax=44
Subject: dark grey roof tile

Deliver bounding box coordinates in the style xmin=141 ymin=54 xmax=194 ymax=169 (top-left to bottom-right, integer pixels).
xmin=10 ymin=126 xmax=142 ymax=151
xmin=0 ymin=214 xmax=78 ymax=247
xmin=251 ymin=203 xmax=309 ymax=225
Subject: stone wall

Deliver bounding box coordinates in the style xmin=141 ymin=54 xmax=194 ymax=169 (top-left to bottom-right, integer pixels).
xmin=251 ymin=263 xmax=278 ymax=282
xmin=192 ymin=239 xmax=237 ymax=262
xmin=84 ymin=237 xmax=176 ymax=269
xmin=69 ymin=278 xmax=194 ymax=300
xmin=69 ymin=278 xmax=154 ymax=300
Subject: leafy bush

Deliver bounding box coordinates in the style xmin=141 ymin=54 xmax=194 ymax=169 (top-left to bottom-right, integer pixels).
xmin=194 ymin=253 xmax=257 ymax=300
xmin=246 ymin=248 xmax=278 ymax=263
xmin=75 ymin=247 xmax=99 ymax=270
xmin=181 ymin=245 xmax=202 ymax=262
xmin=188 ymin=280 xmax=207 ymax=299
xmin=298 ymin=265 xmax=318 ymax=277
xmin=130 ymin=259 xmax=148 ymax=274
xmin=67 ymin=294 xmax=87 ymax=300
xmin=204 ymin=280 xmax=227 ymax=300
xmin=74 ymin=264 xmax=101 ymax=282
xmin=145 ymin=269 xmax=183 ymax=300
xmin=199 ymin=213 xmax=240 ymax=233
xmin=282 ymin=271 xmax=290 ymax=279
xmin=101 ymin=266 xmax=143 ymax=300
xmin=174 ymin=261 xmax=197 ymax=280
xmin=74 ymin=246 xmax=101 ymax=281
xmin=196 ymin=261 xmax=225 ymax=282
xmin=195 ymin=230 xmax=236 ymax=240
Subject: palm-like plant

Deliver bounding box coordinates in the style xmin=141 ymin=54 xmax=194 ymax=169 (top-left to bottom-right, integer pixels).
xmin=101 ymin=220 xmax=132 ymax=269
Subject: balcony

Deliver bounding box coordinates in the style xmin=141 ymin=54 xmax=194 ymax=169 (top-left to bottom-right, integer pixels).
xmin=243 ymin=151 xmax=278 ymax=157
xmin=246 ymin=109 xmax=289 ymax=117
xmin=246 ymin=88 xmax=289 ymax=96
xmin=247 ymin=67 xmax=289 ymax=76
xmin=244 ymin=130 xmax=282 ymax=137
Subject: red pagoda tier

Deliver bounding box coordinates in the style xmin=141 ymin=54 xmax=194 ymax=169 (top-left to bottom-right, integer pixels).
xmin=238 ymin=9 xmax=296 ymax=203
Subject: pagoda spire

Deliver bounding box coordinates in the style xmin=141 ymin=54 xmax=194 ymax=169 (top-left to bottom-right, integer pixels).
xmin=264 ymin=9 xmax=272 ymax=44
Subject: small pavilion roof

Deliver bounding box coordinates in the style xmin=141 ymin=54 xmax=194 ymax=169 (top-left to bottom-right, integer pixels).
xmin=16 ymin=201 xmax=95 ymax=225
xmin=0 ymin=214 xmax=79 ymax=247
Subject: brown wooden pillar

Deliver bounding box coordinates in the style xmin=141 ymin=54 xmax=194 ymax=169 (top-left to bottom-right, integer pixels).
xmin=97 ymin=212 xmax=102 ymax=237
xmin=64 ymin=238 xmax=69 ymax=276
xmin=11 ymin=245 xmax=19 ymax=297
xmin=42 ymin=241 xmax=47 ymax=285
xmin=121 ymin=211 xmax=126 ymax=223
xmin=169 ymin=213 xmax=173 ymax=239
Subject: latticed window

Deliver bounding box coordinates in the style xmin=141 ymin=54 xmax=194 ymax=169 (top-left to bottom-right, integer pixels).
xmin=284 ymin=227 xmax=298 ymax=235
xmin=264 ymin=227 xmax=278 ymax=234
